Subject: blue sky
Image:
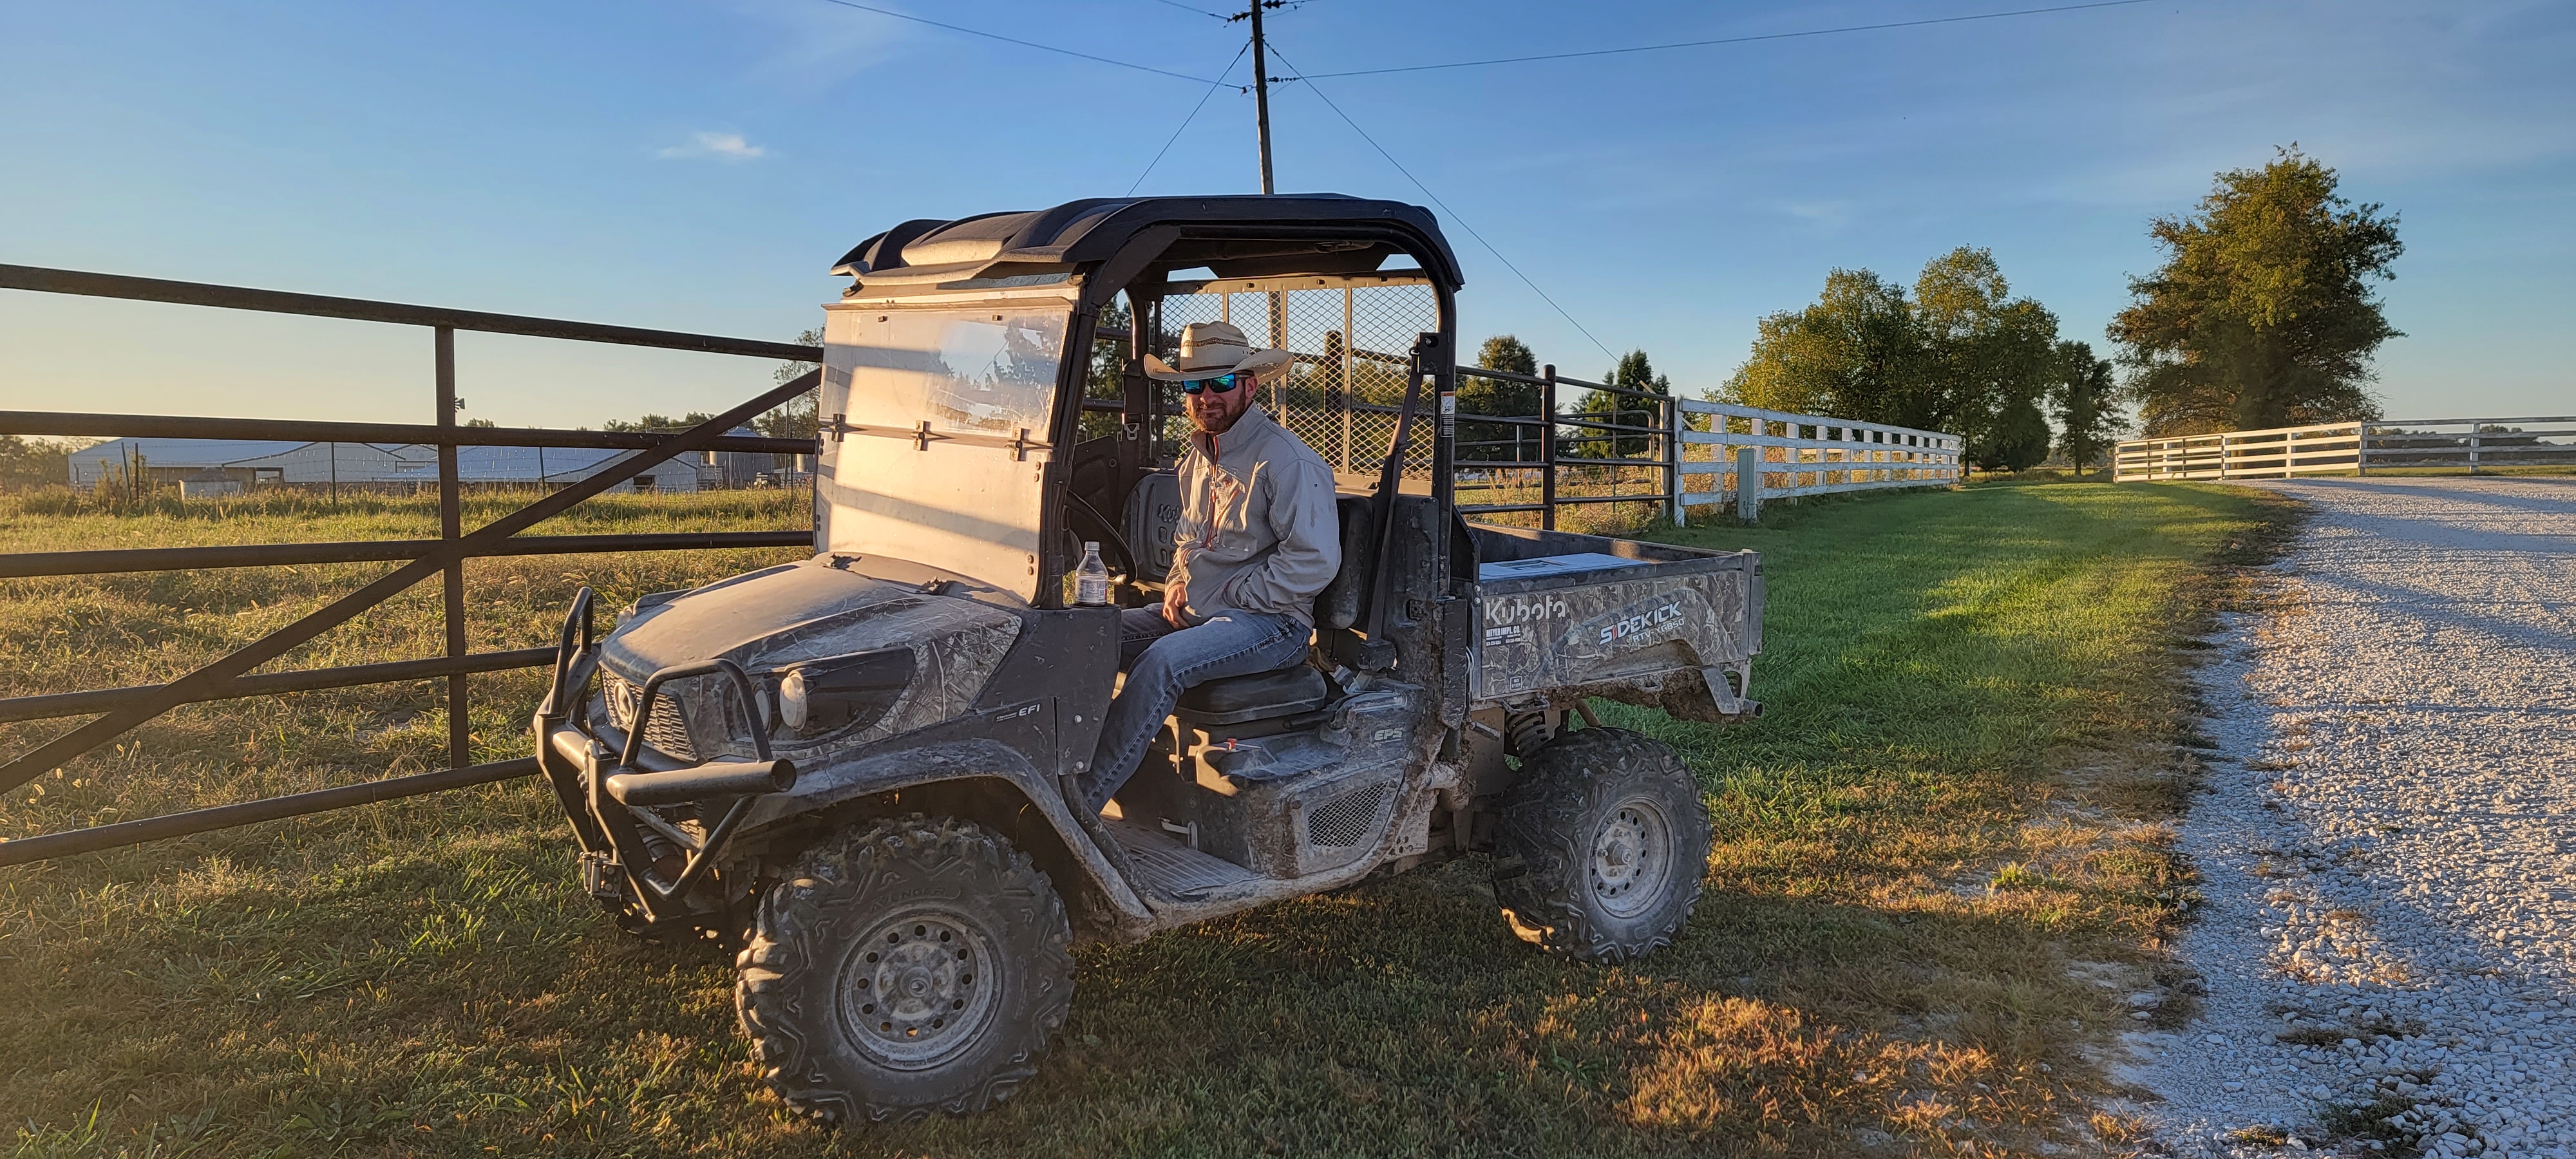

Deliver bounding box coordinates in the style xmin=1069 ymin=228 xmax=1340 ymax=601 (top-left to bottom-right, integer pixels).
xmin=3 ymin=0 xmax=2569 ymax=430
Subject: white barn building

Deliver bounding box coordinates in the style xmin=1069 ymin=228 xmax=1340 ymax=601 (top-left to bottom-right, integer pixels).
xmin=69 ymin=438 xmax=726 ymax=493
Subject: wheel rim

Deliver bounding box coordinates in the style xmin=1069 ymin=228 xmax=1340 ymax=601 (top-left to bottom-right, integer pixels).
xmin=1589 ymin=795 xmax=1674 ymax=919
xmin=836 ymin=907 xmax=1004 ymax=1071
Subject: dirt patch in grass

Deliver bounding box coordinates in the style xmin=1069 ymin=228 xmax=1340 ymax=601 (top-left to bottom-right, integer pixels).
xmin=0 ymin=480 xmax=2293 ymax=1156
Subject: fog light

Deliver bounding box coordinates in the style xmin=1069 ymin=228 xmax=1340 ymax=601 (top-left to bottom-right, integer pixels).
xmin=778 ymin=668 xmax=810 ymax=732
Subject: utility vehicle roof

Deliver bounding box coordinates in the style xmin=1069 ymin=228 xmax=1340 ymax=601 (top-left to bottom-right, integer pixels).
xmin=830 ymin=194 xmax=1463 ymax=292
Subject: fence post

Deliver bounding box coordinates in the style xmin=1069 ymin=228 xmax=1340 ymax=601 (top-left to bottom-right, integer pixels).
xmin=1540 ymin=364 xmax=1557 ymax=531
xmin=2355 ymin=422 xmax=2369 ymax=476
xmin=1736 ymin=444 xmax=1761 ymax=523
xmin=434 ymin=326 xmax=469 ymax=771
xmin=2467 ymin=424 xmax=2481 ymax=475
xmin=1664 ymin=395 xmax=1683 ymax=525
xmin=2219 ymin=432 xmax=2233 ymax=481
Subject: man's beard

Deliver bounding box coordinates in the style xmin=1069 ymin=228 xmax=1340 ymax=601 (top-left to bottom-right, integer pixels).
xmin=1190 ymin=401 xmax=1246 ymax=435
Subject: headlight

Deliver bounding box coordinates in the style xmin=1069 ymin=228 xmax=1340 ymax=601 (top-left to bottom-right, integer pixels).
xmin=770 ymin=648 xmax=915 ymax=740
xmin=778 ymin=668 xmax=811 ymax=731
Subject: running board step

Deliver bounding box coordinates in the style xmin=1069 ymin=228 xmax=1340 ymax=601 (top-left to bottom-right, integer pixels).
xmin=1104 ymin=818 xmax=1257 ymax=900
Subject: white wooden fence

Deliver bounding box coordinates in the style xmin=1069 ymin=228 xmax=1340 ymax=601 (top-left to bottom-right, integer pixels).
xmin=2114 ymin=416 xmax=2576 ymax=482
xmin=1450 ymin=365 xmax=1963 ymax=526
xmin=1674 ymin=400 xmax=1963 ymax=520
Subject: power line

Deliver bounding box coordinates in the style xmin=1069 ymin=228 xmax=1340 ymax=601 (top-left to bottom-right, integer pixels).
xmin=810 ymin=0 xmax=1224 ymax=84
xmin=1130 ymin=42 xmax=1255 ymax=195
xmin=1264 ymin=44 xmax=1615 ymax=359
xmin=1275 ymin=0 xmax=2156 ymax=80
xmin=1146 ymin=0 xmax=1228 ymax=19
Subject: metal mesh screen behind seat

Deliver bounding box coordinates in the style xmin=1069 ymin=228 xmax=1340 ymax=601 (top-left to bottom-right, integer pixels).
xmin=1151 ymin=279 xmax=1439 ymax=480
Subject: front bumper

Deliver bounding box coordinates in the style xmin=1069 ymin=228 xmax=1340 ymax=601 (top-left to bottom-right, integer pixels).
xmin=533 ymin=589 xmax=795 ymax=930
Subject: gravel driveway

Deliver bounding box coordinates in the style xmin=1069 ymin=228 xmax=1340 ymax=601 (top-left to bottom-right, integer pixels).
xmin=2136 ymin=477 xmax=2576 ymax=1158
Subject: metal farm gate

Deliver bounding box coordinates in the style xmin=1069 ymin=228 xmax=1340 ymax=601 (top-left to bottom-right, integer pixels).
xmin=0 ymin=265 xmax=820 ymax=867
xmin=0 ymin=264 xmax=1960 ymax=867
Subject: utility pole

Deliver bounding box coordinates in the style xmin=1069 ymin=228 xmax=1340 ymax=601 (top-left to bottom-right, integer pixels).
xmin=1240 ymin=0 xmax=1275 ymax=194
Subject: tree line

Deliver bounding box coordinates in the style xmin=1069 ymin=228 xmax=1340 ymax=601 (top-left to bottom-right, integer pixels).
xmin=1454 ymin=147 xmax=2403 ymax=476
xmin=1723 ymin=146 xmax=2401 ymax=470
xmin=1718 ymin=245 xmax=2117 ymax=471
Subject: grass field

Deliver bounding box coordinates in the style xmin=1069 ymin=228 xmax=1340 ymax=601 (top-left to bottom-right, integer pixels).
xmin=0 ymin=480 xmax=2290 ymax=1158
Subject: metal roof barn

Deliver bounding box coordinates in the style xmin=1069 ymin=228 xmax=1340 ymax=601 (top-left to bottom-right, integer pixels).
xmin=66 ymin=439 xmax=715 ymax=491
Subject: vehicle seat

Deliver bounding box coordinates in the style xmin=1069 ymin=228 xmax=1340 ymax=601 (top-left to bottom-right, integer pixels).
xmin=1175 ymin=664 xmax=1330 ymax=725
xmin=1121 ymin=470 xmax=1184 ymax=581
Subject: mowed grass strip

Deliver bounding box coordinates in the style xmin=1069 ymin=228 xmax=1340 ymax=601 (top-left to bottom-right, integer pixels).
xmin=0 ymin=480 xmax=2284 ymax=1158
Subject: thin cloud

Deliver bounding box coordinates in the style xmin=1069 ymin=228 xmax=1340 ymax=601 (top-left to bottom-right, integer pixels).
xmin=657 ymin=131 xmax=768 ymax=162
xmin=719 ymin=0 xmax=907 ymax=93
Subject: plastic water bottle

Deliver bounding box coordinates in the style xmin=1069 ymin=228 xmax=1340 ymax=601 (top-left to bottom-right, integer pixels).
xmin=1074 ymin=542 xmax=1110 ymax=606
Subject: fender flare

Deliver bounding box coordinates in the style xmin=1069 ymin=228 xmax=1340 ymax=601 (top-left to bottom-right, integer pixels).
xmin=736 ymin=738 xmax=1155 ymax=938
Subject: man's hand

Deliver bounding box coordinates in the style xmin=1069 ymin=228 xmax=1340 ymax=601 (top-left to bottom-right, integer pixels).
xmin=1161 ymin=578 xmax=1189 ymax=628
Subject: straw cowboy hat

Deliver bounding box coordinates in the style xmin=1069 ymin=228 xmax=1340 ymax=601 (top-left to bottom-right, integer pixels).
xmin=1142 ymin=321 xmax=1295 ymax=382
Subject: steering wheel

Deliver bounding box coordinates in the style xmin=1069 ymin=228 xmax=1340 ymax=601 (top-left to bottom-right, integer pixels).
xmin=1065 ymin=493 xmax=1141 ymax=581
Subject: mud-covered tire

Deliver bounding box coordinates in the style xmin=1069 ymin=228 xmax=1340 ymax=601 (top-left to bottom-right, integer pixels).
xmin=735 ymin=814 xmax=1074 ymax=1124
xmin=1492 ymin=726 xmax=1711 ymax=965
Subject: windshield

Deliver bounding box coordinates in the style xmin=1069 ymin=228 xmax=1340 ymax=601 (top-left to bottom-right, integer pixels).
xmin=816 ymin=298 xmax=1075 ymax=601
xmin=832 ymin=306 xmax=1066 ymax=437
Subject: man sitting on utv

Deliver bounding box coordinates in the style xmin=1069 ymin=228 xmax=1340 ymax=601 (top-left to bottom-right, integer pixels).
xmin=1079 ymin=321 xmax=1341 ymax=813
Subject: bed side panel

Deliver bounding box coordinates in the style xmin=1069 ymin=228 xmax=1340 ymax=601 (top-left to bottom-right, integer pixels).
xmin=1470 ymin=551 xmax=1759 ymax=704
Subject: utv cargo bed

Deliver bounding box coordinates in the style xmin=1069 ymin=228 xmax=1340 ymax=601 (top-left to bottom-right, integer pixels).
xmin=1465 ymin=523 xmax=1762 ymax=722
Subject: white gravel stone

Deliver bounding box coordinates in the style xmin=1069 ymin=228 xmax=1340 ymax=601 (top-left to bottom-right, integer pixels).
xmin=2134 ymin=478 xmax=2576 ymax=1156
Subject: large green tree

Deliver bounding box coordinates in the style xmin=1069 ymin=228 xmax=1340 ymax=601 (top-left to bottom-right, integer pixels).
xmin=1721 ymin=248 xmax=2062 ymax=469
xmin=1571 ymin=350 xmax=1669 ymax=460
xmin=0 ymin=436 xmax=71 ymax=490
xmin=2049 ymin=341 xmax=2127 ymax=476
xmin=1723 ymin=268 xmax=1926 ymax=426
xmin=2110 ymin=147 xmax=2401 ymax=435
xmin=1913 ymin=247 xmax=2061 ymax=471
xmin=1458 ymin=334 xmax=1542 ymax=462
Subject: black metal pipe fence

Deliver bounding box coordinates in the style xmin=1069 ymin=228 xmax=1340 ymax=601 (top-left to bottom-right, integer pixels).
xmin=0 ymin=265 xmax=820 ymax=867
xmin=1452 ymin=363 xmax=1676 ymax=529
xmin=1450 ymin=363 xmax=1962 ymax=527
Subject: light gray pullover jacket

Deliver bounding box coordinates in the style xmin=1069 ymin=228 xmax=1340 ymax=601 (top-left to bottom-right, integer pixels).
xmin=1170 ymin=406 xmax=1341 ymax=627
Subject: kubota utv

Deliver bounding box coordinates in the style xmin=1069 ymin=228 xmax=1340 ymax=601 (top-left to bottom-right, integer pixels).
xmin=532 ymin=194 xmax=1763 ymax=1122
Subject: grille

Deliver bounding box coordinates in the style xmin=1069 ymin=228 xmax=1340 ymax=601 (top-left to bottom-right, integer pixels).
xmin=1304 ymin=782 xmax=1389 ymax=850
xmin=604 ymin=674 xmax=697 ymax=762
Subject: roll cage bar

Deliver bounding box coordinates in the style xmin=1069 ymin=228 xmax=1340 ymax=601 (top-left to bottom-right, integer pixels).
xmin=1024 ymin=203 xmax=1463 ymax=627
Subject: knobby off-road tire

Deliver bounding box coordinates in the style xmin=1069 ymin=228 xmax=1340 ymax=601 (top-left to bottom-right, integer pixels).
xmin=1492 ymin=726 xmax=1712 ymax=965
xmin=735 ymin=814 xmax=1074 ymax=1124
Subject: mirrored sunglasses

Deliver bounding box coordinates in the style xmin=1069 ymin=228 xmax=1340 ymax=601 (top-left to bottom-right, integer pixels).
xmin=1180 ymin=372 xmax=1244 ymax=395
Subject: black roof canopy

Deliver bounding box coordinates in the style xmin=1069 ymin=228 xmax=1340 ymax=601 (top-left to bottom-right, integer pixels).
xmin=831 ymin=194 xmax=1464 ymax=292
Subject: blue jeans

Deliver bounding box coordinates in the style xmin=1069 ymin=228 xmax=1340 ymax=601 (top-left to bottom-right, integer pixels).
xmin=1079 ymin=607 xmax=1310 ymax=812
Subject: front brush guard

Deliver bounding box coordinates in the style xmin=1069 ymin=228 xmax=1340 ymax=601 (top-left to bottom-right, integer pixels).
xmin=533 ymin=587 xmax=796 ymax=930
